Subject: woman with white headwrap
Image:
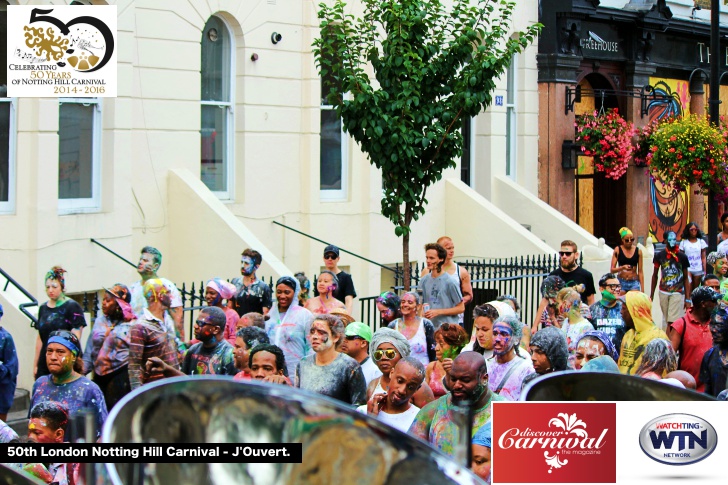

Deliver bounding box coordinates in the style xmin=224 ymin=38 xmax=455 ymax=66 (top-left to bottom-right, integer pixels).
xmin=205 ymin=278 xmax=239 ymax=345
xmin=366 ymin=328 xmax=435 ymax=409
xmin=265 ymin=276 xmax=314 ymax=377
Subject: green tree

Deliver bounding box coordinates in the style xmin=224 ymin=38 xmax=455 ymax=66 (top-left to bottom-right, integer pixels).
xmin=313 ymin=0 xmax=540 ymax=289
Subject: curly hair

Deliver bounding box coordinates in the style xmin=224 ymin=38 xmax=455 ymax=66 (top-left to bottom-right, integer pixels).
xmin=424 ymin=243 xmax=447 ymax=272
xmin=249 ymin=344 xmax=288 ymax=377
xmin=45 ymin=266 xmax=67 ymax=290
xmin=681 ymin=222 xmax=705 ymax=241
xmin=635 ymin=339 xmax=677 ymax=377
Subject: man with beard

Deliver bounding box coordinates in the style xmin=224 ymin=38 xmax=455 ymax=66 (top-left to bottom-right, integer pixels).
xmin=699 ymin=307 xmax=728 ymax=397
xmin=231 ymin=248 xmax=272 ymax=317
xmin=549 ymin=240 xmax=596 ymax=305
xmin=358 ymin=357 xmax=425 ymax=432
xmin=650 ymin=231 xmax=691 ymax=329
xmin=129 ymin=246 xmax=184 ymax=341
xmin=147 ymin=306 xmax=237 ymax=377
xmin=409 ymin=352 xmax=505 ymax=457
xmin=486 ymin=316 xmax=534 ymax=401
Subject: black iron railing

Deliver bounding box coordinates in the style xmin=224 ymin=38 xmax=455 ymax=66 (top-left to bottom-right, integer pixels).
xmin=0 ymin=267 xmax=40 ymax=325
xmin=89 ymin=239 xmax=136 ymax=268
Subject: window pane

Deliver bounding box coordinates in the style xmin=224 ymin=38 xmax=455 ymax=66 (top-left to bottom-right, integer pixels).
xmin=201 ymin=104 xmax=228 ymax=192
xmin=59 ymin=103 xmax=94 ymax=199
xmin=201 ymin=17 xmax=229 ymax=102
xmin=320 ymin=109 xmax=342 ymax=190
xmin=0 ymin=101 xmax=9 ymax=202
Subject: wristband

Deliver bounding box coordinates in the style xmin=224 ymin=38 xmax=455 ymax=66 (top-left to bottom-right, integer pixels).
xmin=685 ymin=299 xmax=692 ymax=303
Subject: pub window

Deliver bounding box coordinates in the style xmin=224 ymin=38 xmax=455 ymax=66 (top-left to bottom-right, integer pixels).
xmin=201 ymin=16 xmax=234 ymax=199
xmin=506 ymin=53 xmax=518 ymax=179
xmin=58 ymin=98 xmax=101 ymax=213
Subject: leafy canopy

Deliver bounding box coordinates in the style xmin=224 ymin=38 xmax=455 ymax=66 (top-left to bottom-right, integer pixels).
xmin=313 ymin=0 xmax=540 ymax=237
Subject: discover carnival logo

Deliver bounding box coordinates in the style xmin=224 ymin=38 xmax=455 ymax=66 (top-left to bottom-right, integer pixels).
xmin=580 ymin=31 xmax=619 ymax=53
xmin=493 ymin=403 xmax=616 ymax=483
xmin=639 ymin=414 xmax=718 ymax=466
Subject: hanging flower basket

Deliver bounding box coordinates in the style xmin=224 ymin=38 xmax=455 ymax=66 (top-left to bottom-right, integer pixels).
xmin=646 ymin=114 xmax=728 ymax=198
xmin=575 ymin=109 xmax=635 ymax=180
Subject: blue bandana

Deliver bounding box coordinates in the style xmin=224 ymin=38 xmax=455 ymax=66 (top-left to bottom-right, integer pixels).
xmin=472 ymin=421 xmax=492 ymax=448
xmin=48 ymin=336 xmax=80 ymax=355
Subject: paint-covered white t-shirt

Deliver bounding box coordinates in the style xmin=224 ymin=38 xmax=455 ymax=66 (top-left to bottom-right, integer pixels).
xmin=679 ymin=238 xmax=708 ymax=273
xmin=356 ymin=403 xmax=421 ymax=433
xmin=486 ymin=355 xmax=534 ymax=401
xmin=359 ymin=356 xmax=383 ymax=387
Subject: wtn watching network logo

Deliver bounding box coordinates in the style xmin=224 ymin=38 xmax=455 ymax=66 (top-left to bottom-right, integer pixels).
xmin=639 ymin=414 xmax=718 ymax=466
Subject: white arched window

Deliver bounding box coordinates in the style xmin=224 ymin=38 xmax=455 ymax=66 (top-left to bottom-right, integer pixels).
xmin=201 ymin=16 xmax=234 ymax=198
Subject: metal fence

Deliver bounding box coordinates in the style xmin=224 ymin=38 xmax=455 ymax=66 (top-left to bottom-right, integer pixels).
xmin=360 ymin=254 xmax=579 ymax=334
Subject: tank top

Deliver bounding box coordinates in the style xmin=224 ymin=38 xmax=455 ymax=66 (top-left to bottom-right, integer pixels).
xmin=428 ymin=363 xmax=448 ymax=398
xmin=617 ymin=246 xmax=639 ymax=267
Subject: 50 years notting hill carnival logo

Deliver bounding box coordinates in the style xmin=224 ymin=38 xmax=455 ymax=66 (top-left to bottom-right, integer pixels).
xmin=493 ymin=403 xmax=616 ymax=483
xmin=6 ymin=5 xmax=117 ymax=97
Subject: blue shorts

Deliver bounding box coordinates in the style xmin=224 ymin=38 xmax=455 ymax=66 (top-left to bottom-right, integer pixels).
xmin=619 ymin=279 xmax=641 ymax=292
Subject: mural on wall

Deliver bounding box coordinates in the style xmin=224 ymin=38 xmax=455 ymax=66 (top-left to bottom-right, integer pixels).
xmin=647 ymin=79 xmax=690 ymax=243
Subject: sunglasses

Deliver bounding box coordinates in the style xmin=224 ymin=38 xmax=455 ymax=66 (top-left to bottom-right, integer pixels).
xmin=559 ymin=251 xmax=574 ymax=257
xmin=323 ymin=254 xmax=338 ymax=260
xmin=195 ymin=319 xmax=217 ymax=328
xmin=345 ymin=335 xmax=364 ymax=341
xmin=373 ymin=349 xmax=398 ymax=361
xmin=623 ymin=238 xmax=634 ymax=242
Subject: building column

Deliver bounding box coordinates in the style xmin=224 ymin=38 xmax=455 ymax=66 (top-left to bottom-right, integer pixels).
xmin=537 ymin=54 xmax=582 ymax=221
xmin=624 ymin=61 xmax=656 ymax=241
xmin=689 ymin=72 xmax=708 ymax=229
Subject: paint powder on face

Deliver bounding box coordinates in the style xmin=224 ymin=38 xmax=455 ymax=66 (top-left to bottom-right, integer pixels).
xmin=491 ymin=324 xmax=513 ymax=356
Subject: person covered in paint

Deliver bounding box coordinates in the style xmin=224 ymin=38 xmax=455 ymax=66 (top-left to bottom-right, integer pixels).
xmin=295 ymin=314 xmax=367 ymax=406
xmin=574 ymin=330 xmax=619 ymax=370
xmin=463 ymin=301 xmax=516 ymax=355
xmin=294 ymin=271 xmax=311 ymax=307
xmin=679 ymin=222 xmax=708 ymax=292
xmin=238 ymin=311 xmax=265 ymax=330
xmin=34 ymin=266 xmax=86 ymax=380
xmin=471 ymin=421 xmax=492 ymax=484
xmin=0 ymin=303 xmax=19 ymax=422
xmin=668 ymin=285 xmax=721 ymax=392
xmin=611 ymin=227 xmax=643 ymax=293
xmin=205 ymin=278 xmax=239 ymax=345
xmin=149 ymin=306 xmax=237 ymax=377
xmin=376 ymin=291 xmax=402 ymax=327
xmin=231 ymin=248 xmax=273 ymax=317
xmin=233 ymin=326 xmax=270 ymax=380
xmin=635 ymin=338 xmax=678 ymax=380
xmin=30 ymin=330 xmax=107 ymax=439
xmin=340 ymin=322 xmax=382 ymax=386
xmin=409 ymin=352 xmax=505 ymax=458
xmin=265 ymin=276 xmax=314 ymax=377
xmin=532 ymin=275 xmax=566 ymax=334
xmin=420 ymin=236 xmax=474 ymax=324
xmin=556 ymin=287 xmax=594 ymax=368
xmin=618 ymin=291 xmax=668 ymax=375
xmin=523 ymin=326 xmax=569 ymax=389
xmin=82 ymin=284 xmax=135 ymax=410
xmin=358 ymin=357 xmax=426 ymax=433
xmin=651 ymin=231 xmax=691 ymax=329
xmin=426 ymin=323 xmax=468 ymax=398
xmin=249 ymin=344 xmax=292 ymax=385
xmin=305 ymin=270 xmax=347 ymax=314
xmin=588 ymin=273 xmax=626 ymax=350
xmin=419 ymin=243 xmax=464 ymax=329
xmin=706 ymin=250 xmax=728 ymax=286
xmin=0 ymin=418 xmax=18 ymax=443
xmin=581 ymin=355 xmax=621 ymax=373
xmin=699 ymin=307 xmax=728 ymax=397
xmin=497 ymin=294 xmax=528 ymax=346
xmin=25 ymin=401 xmax=79 ymax=485
xmin=127 ymin=279 xmax=179 ymax=389
xmin=389 ymin=291 xmax=436 ymax=366
xmin=313 ymin=245 xmax=358 ymax=314
xmin=128 ymin=246 xmax=184 ymax=341
xmin=367 ymin=327 xmax=435 ymax=409
xmin=486 ymin=315 xmax=535 ymax=401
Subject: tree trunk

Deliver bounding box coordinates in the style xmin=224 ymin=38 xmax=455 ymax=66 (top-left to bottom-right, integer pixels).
xmin=403 ymin=230 xmax=411 ymax=291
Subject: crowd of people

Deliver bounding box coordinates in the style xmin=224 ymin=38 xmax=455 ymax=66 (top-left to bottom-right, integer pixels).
xmin=2 ymin=228 xmax=728 ymax=484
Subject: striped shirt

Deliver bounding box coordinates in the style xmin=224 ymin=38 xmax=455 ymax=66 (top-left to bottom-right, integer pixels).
xmin=128 ymin=309 xmax=179 ymax=389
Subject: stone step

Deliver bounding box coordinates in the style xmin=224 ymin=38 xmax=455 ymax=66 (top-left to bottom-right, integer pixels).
xmin=7 ymin=389 xmax=30 ymax=437
xmin=9 ymin=388 xmax=30 ymax=413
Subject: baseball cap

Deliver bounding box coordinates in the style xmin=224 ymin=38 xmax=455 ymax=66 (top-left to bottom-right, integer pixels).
xmin=691 ymin=286 xmax=722 ymax=305
xmin=323 ymin=245 xmax=340 ymax=257
xmin=345 ymin=322 xmax=373 ymax=343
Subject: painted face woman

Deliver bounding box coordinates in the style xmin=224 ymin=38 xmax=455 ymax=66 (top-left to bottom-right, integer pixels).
xmin=305 ymin=271 xmax=346 ymax=314
xmin=610 ymin=227 xmax=644 ymax=294
xmin=367 ymin=327 xmax=435 ymax=409
xmin=388 ymin=291 xmax=436 ymax=366
xmin=34 ymin=266 xmax=87 ymax=380
xmin=426 ymin=323 xmax=468 ymax=398
xmin=295 ymin=314 xmax=367 ymax=405
xmin=377 ymin=291 xmax=402 ymax=326
xmin=205 ymin=278 xmax=239 ymax=345
xmin=532 ymin=276 xmax=566 ymax=334
xmin=81 ymin=284 xmax=135 ymax=410
xmin=574 ymin=330 xmax=619 ymax=370
xmin=29 ymin=330 xmax=107 ymax=440
xmin=707 ymin=251 xmax=728 ymax=285
xmin=233 ymin=326 xmax=269 ymax=380
xmin=265 ymin=276 xmax=314 ymax=377
xmin=555 ymin=287 xmax=594 ymax=369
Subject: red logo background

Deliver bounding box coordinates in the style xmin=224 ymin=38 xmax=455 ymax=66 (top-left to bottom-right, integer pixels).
xmin=492 ymin=402 xmax=616 ymax=483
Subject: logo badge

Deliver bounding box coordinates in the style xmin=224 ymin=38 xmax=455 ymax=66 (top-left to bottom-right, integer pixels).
xmin=493 ymin=403 xmax=616 ymax=483
xmin=639 ymin=413 xmax=718 ymax=466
